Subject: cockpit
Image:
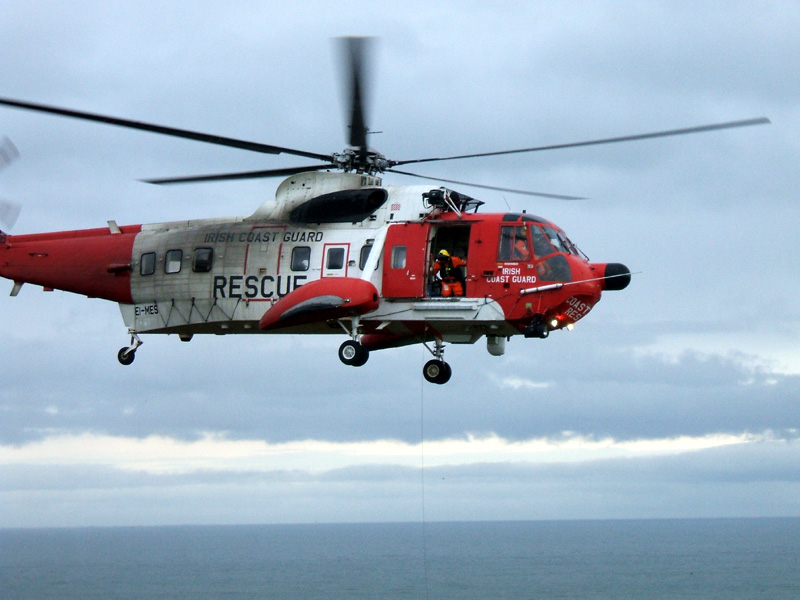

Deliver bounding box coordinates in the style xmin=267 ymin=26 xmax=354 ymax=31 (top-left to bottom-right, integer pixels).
xmin=497 ymin=215 xmax=586 ymax=283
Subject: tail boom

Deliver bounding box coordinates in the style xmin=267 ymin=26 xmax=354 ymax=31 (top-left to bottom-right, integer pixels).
xmin=0 ymin=225 xmax=140 ymax=302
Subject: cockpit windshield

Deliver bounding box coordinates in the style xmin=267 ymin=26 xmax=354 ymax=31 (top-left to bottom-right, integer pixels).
xmin=535 ymin=225 xmax=583 ymax=257
xmin=541 ymin=226 xmax=569 ymax=254
xmin=498 ymin=222 xmax=584 ymax=263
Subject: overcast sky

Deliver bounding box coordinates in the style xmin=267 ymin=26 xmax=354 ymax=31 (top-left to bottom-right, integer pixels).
xmin=1 ymin=1 xmax=799 ymax=528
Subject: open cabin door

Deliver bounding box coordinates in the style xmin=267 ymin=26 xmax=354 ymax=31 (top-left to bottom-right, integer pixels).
xmin=381 ymin=223 xmax=429 ymax=299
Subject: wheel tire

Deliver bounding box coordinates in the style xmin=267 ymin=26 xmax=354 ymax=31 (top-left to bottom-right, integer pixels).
xmin=117 ymin=347 xmax=135 ymax=366
xmin=423 ymin=359 xmax=451 ymax=384
xmin=352 ymin=344 xmax=369 ymax=367
xmin=339 ymin=340 xmax=368 ymax=367
xmin=439 ymin=361 xmax=452 ymax=384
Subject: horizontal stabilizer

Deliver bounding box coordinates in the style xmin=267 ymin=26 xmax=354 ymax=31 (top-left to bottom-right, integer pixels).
xmin=259 ymin=277 xmax=379 ymax=330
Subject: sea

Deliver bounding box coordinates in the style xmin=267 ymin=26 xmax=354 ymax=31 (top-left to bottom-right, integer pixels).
xmin=1 ymin=518 xmax=798 ymax=599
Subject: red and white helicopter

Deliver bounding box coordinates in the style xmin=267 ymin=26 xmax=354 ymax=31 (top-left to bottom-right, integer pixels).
xmin=0 ymin=39 xmax=768 ymax=383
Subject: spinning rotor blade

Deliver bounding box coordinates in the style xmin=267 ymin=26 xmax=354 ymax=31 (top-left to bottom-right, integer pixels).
xmin=0 ymin=199 xmax=21 ymax=230
xmin=0 ymin=97 xmax=332 ymax=162
xmin=392 ymin=117 xmax=771 ymax=166
xmin=0 ymin=136 xmax=19 ymax=169
xmin=0 ymin=137 xmax=21 ymax=230
xmin=388 ymin=168 xmax=585 ymax=200
xmin=341 ymin=37 xmax=372 ymax=156
xmin=143 ymin=163 xmax=339 ymax=185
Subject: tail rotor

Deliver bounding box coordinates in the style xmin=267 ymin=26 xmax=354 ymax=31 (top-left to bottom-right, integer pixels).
xmin=0 ymin=136 xmax=21 ymax=231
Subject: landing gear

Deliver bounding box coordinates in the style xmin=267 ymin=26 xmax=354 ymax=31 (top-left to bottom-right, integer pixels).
xmin=422 ymin=337 xmax=452 ymax=384
xmin=338 ymin=339 xmax=369 ymax=367
xmin=337 ymin=317 xmax=369 ymax=367
xmin=117 ymin=346 xmax=136 ymax=365
xmin=423 ymin=359 xmax=452 ymax=384
xmin=117 ymin=330 xmax=142 ymax=366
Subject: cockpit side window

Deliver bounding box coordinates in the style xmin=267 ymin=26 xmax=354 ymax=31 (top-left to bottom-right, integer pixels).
xmin=497 ymin=226 xmax=531 ymax=262
xmin=529 ymin=225 xmax=555 ymax=258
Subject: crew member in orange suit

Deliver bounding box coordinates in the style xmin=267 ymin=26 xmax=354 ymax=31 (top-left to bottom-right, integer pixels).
xmin=432 ymin=249 xmax=467 ymax=297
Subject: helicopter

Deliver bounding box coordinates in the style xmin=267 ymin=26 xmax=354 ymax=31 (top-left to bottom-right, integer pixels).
xmin=0 ymin=38 xmax=769 ymax=384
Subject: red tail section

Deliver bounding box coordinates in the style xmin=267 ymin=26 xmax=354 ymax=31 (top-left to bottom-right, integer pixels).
xmin=0 ymin=225 xmax=140 ymax=302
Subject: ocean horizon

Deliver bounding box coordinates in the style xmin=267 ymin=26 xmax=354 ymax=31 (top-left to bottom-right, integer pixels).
xmin=2 ymin=517 xmax=798 ymax=599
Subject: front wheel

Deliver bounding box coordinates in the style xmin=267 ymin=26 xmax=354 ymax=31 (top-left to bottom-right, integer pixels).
xmin=423 ymin=359 xmax=452 ymax=384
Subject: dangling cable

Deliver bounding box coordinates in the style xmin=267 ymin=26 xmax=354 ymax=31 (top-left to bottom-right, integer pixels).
xmin=419 ymin=341 xmax=431 ymax=600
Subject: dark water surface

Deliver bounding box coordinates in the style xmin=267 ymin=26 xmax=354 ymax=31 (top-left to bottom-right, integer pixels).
xmin=2 ymin=518 xmax=798 ymax=599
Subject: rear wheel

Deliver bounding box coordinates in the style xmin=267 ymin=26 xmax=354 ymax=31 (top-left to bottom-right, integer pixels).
xmin=117 ymin=347 xmax=135 ymax=366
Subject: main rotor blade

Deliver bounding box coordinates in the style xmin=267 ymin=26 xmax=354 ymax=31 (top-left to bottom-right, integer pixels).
xmin=0 ymin=97 xmax=333 ymax=162
xmin=142 ymin=164 xmax=339 ymax=185
xmin=392 ymin=117 xmax=771 ymax=166
xmin=387 ymin=168 xmax=585 ymax=200
xmin=341 ymin=37 xmax=371 ymax=156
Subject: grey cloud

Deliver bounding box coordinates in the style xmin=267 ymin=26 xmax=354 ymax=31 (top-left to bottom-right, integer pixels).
xmin=2 ymin=318 xmax=799 ymax=445
xmin=423 ymin=439 xmax=800 ymax=486
xmin=4 ymin=439 xmax=800 ymax=526
xmin=5 ymin=437 xmax=799 ymax=495
xmin=0 ymin=464 xmax=320 ymax=492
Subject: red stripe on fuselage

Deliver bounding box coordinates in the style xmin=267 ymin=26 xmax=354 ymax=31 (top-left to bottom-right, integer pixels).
xmin=0 ymin=225 xmax=141 ymax=303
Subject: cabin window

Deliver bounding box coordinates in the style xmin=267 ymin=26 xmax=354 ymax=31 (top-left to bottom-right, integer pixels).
xmin=326 ymin=247 xmax=345 ymax=270
xmin=391 ymin=245 xmax=407 ymax=269
xmin=359 ymin=244 xmax=372 ymax=270
xmin=497 ymin=226 xmax=531 ymax=262
xmin=192 ymin=247 xmax=214 ymax=273
xmin=140 ymin=252 xmax=156 ymax=276
xmin=165 ymin=249 xmax=183 ymax=274
xmin=291 ymin=246 xmax=311 ymax=271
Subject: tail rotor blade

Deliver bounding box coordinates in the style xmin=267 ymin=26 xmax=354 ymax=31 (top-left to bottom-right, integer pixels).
xmin=0 ymin=199 xmax=21 ymax=230
xmin=0 ymin=136 xmax=19 ymax=170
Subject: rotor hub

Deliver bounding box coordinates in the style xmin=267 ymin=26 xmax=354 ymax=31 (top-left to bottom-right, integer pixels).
xmin=333 ymin=148 xmax=390 ymax=175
